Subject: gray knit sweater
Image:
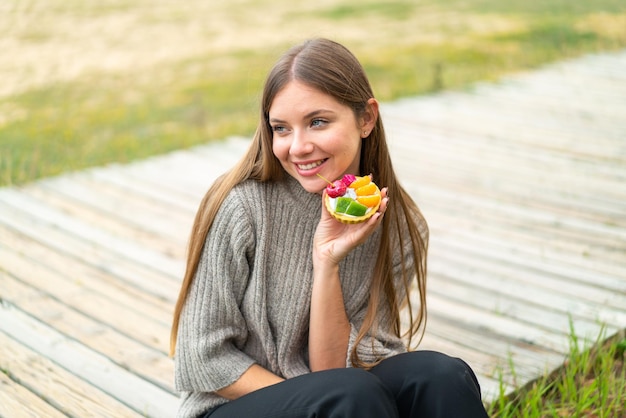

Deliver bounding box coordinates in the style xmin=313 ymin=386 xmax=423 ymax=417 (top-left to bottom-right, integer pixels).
xmin=174 ymin=175 xmax=420 ymax=418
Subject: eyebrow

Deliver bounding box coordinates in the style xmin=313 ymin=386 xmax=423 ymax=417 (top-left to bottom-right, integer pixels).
xmin=269 ymin=109 xmax=334 ymax=124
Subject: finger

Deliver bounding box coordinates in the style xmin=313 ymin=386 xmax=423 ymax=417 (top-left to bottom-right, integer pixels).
xmin=319 ymin=190 xmax=333 ymax=221
xmin=378 ymin=187 xmax=389 ymax=215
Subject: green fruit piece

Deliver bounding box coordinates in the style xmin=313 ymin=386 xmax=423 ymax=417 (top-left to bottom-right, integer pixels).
xmin=335 ymin=197 xmax=352 ymax=213
xmin=346 ymin=200 xmax=368 ymax=217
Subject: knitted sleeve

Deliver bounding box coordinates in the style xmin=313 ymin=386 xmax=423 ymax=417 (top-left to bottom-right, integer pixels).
xmin=174 ymin=190 xmax=257 ymax=393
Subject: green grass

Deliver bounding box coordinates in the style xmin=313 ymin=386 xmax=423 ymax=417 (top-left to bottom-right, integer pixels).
xmin=1 ymin=0 xmax=625 ymax=186
xmin=319 ymin=1 xmax=415 ymax=20
xmin=0 ymin=49 xmax=273 ymax=185
xmin=438 ymin=0 xmax=626 ymax=15
xmin=488 ymin=328 xmax=626 ymax=418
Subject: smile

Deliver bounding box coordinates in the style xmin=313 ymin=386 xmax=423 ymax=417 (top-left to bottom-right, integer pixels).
xmin=296 ymin=159 xmax=327 ymax=170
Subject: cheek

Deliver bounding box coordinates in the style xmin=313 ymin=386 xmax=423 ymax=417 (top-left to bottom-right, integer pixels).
xmin=339 ymin=131 xmax=362 ymax=157
xmin=272 ymin=139 xmax=288 ymax=162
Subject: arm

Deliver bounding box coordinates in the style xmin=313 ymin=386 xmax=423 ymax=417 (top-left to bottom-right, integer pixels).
xmin=308 ymin=260 xmax=351 ymax=370
xmin=308 ymin=189 xmax=388 ymax=371
xmin=215 ymin=364 xmax=284 ymax=400
xmin=175 ymin=191 xmax=276 ymax=398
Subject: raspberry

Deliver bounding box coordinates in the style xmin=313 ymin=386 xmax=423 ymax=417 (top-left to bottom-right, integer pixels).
xmin=341 ymin=174 xmax=357 ymax=187
xmin=326 ymin=180 xmax=347 ymax=198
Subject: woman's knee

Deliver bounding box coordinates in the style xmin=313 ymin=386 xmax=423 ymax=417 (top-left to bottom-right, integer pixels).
xmin=432 ymin=352 xmax=481 ymax=397
xmin=373 ymin=351 xmax=482 ymax=397
xmin=371 ymin=352 xmax=488 ymax=417
xmin=415 ymin=351 xmax=480 ymax=389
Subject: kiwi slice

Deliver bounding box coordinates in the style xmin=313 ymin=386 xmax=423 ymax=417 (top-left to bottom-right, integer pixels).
xmin=345 ymin=200 xmax=368 ymax=217
xmin=335 ymin=197 xmax=352 ymax=213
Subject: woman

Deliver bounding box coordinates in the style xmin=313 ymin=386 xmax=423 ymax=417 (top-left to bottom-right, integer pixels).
xmin=170 ymin=38 xmax=488 ymax=418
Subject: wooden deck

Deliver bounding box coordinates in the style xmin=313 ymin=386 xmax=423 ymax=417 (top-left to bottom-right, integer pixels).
xmin=1 ymin=49 xmax=625 ymax=417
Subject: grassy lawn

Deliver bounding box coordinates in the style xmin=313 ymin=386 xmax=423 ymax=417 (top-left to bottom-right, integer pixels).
xmin=1 ymin=0 xmax=625 ymax=186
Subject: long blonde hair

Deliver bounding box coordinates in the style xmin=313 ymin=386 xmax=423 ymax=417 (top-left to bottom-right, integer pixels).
xmin=170 ymin=38 xmax=428 ymax=368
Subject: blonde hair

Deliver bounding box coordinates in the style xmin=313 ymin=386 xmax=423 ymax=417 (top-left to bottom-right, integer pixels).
xmin=170 ymin=38 xmax=428 ymax=368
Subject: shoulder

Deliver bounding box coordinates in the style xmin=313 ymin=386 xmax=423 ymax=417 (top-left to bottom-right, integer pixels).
xmin=207 ymin=181 xmax=262 ymax=244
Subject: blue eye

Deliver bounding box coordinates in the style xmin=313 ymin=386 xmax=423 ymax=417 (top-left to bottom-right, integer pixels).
xmin=311 ymin=119 xmax=326 ymax=127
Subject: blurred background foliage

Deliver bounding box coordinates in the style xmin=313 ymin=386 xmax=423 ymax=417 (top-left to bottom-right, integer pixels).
xmin=1 ymin=0 xmax=625 ymax=186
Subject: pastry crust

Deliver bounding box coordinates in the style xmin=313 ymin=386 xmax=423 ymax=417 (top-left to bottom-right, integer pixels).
xmin=325 ymin=194 xmax=381 ymax=224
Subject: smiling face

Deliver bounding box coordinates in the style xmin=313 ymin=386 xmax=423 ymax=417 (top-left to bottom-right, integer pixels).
xmin=270 ymin=80 xmax=375 ymax=194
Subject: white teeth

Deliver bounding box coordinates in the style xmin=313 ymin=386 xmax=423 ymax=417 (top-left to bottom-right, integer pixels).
xmin=297 ymin=160 xmax=323 ymax=170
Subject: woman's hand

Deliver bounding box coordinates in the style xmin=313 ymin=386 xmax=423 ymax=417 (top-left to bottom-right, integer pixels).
xmin=313 ymin=187 xmax=388 ymax=267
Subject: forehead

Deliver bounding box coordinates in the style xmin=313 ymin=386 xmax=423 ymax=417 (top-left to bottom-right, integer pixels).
xmin=269 ymin=80 xmax=348 ymax=118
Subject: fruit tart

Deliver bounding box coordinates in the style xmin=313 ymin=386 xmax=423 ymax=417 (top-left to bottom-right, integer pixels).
xmin=322 ymin=174 xmax=382 ymax=224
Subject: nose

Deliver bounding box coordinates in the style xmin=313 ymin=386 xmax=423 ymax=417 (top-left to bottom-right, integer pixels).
xmin=289 ymin=128 xmax=314 ymax=156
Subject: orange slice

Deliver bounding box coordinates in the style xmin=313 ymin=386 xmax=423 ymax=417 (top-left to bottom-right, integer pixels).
xmin=355 ymin=182 xmax=377 ymax=196
xmin=349 ymin=175 xmax=371 ymax=189
xmin=357 ymin=194 xmax=381 ymax=208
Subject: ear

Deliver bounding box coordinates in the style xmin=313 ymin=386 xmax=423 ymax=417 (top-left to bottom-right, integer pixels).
xmin=360 ymin=98 xmax=379 ymax=138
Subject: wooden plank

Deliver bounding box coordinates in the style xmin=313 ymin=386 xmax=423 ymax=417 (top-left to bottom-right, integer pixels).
xmin=0 ymin=371 xmax=67 ymax=418
xmin=87 ymin=168 xmax=203 ymax=211
xmin=390 ymin=142 xmax=626 ymax=213
xmin=429 ymin=242 xmax=626 ymax=317
xmin=428 ymin=211 xmax=626 ymax=283
xmin=95 ymin=137 xmax=246 ymax=217
xmin=0 ymin=189 xmax=183 ymax=279
xmin=396 ymin=182 xmax=625 ymax=241
xmin=0 ymin=304 xmax=179 ymax=418
xmin=470 ymin=81 xmax=626 ymax=123
xmin=34 ymin=175 xmax=194 ymax=241
xmin=424 ymin=292 xmax=573 ymax=354
xmin=427 ymin=271 xmax=619 ymax=342
xmin=419 ymin=214 xmax=625 ymax=279
xmin=0 ymin=241 xmax=171 ymax=353
xmin=1 ymin=268 xmax=174 ymax=393
xmin=4 ymin=225 xmax=174 ymax=320
xmin=408 ymin=184 xmax=626 ymax=259
xmin=388 ymin=125 xmax=626 ymax=204
xmin=126 ymin=148 xmax=235 ymax=186
xmin=0 ymin=201 xmax=181 ymax=301
xmin=384 ymin=99 xmax=626 ymax=162
xmin=23 ymin=184 xmax=186 ymax=259
xmin=0 ymin=331 xmax=145 ymax=418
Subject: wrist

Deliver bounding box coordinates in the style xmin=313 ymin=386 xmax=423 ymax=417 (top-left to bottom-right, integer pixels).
xmin=312 ymin=257 xmax=340 ymax=278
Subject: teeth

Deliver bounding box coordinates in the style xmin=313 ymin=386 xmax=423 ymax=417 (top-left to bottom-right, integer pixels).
xmin=297 ymin=160 xmax=323 ymax=170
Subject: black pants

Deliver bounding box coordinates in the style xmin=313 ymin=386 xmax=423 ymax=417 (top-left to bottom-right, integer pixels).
xmin=202 ymin=351 xmax=489 ymax=418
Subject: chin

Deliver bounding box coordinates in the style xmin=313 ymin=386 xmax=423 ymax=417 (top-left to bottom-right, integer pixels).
xmin=302 ymin=182 xmax=325 ymax=195
xmin=295 ymin=176 xmax=325 ymax=194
